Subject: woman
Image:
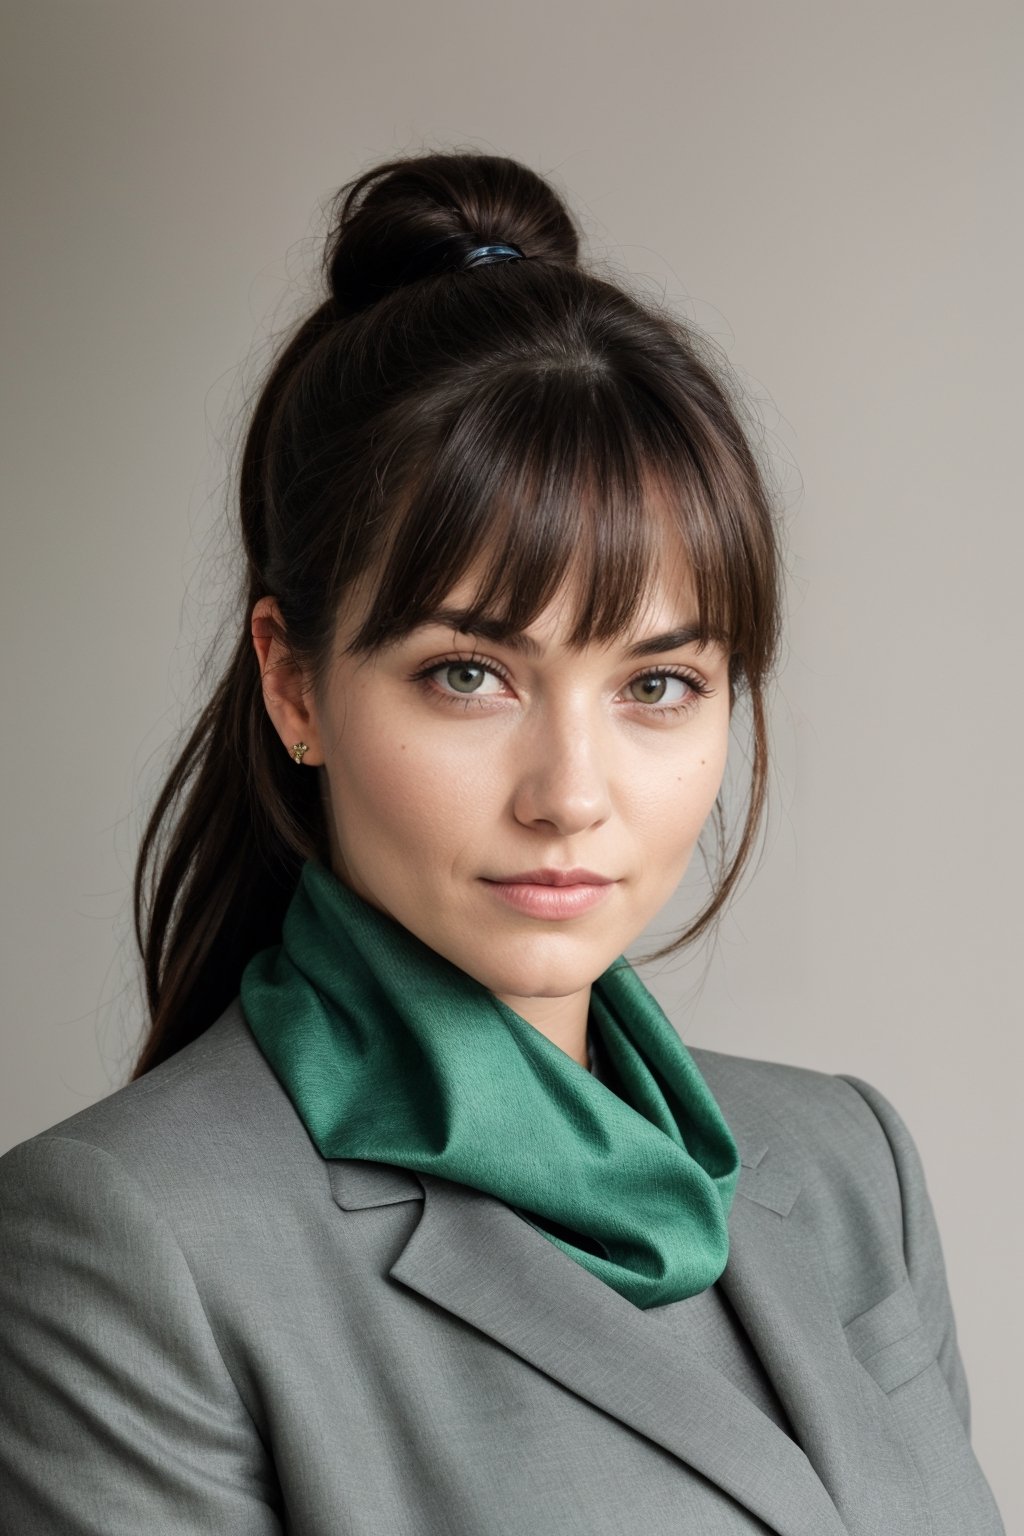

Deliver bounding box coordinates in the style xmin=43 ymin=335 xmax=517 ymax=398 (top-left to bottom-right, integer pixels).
xmin=0 ymin=152 xmax=1004 ymax=1535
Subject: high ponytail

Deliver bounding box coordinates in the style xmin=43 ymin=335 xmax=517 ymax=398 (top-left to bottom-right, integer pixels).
xmin=131 ymin=151 xmax=783 ymax=1077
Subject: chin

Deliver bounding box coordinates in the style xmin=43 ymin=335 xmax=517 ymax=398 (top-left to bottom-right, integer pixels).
xmin=457 ymin=935 xmax=615 ymax=1002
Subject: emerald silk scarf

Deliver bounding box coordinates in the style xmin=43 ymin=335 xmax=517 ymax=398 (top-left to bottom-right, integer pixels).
xmin=240 ymin=859 xmax=740 ymax=1310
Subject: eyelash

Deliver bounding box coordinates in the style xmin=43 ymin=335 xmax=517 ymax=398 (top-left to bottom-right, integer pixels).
xmin=409 ymin=654 xmax=714 ymax=717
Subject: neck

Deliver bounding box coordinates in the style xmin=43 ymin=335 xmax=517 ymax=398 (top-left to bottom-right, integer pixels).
xmin=491 ymin=984 xmax=592 ymax=1070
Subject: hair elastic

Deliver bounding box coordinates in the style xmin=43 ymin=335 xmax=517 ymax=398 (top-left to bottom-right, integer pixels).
xmin=463 ymin=243 xmax=525 ymax=268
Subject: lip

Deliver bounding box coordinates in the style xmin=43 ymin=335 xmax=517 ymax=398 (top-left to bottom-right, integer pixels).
xmin=480 ymin=869 xmax=618 ymax=921
xmin=485 ymin=867 xmax=613 ymax=886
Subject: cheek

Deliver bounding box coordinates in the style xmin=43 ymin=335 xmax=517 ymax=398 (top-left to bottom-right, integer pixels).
xmin=631 ymin=717 xmax=729 ymax=830
xmin=326 ymin=698 xmax=492 ymax=847
xmin=691 ymin=727 xmax=730 ymax=810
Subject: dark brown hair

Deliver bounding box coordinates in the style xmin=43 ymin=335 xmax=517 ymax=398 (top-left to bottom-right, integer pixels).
xmin=131 ymin=151 xmax=783 ymax=1078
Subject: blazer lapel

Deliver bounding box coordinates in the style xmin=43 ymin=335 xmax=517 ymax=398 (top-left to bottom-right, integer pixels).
xmin=708 ymin=1070 xmax=935 ymax=1536
xmin=332 ymin=1157 xmax=845 ymax=1536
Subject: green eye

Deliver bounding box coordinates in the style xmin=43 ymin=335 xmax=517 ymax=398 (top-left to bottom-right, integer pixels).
xmin=628 ymin=673 xmax=689 ymax=706
xmin=629 ymin=675 xmax=669 ymax=703
xmin=443 ymin=662 xmax=491 ymax=694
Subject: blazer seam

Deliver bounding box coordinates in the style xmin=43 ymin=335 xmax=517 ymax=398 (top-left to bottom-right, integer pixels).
xmin=832 ymin=1074 xmax=909 ymax=1259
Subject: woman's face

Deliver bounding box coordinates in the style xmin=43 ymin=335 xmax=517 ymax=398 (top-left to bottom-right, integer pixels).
xmin=257 ymin=542 xmax=732 ymax=1036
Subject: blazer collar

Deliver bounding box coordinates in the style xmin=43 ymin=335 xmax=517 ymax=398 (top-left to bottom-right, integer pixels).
xmin=328 ymin=1069 xmax=933 ymax=1536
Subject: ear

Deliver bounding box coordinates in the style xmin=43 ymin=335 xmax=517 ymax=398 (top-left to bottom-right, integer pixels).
xmin=251 ymin=595 xmax=325 ymax=767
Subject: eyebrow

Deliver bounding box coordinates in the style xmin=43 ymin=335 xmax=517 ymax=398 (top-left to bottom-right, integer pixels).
xmin=405 ymin=607 xmax=715 ymax=660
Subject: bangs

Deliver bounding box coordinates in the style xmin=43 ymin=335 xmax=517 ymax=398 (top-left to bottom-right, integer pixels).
xmin=342 ymin=365 xmax=770 ymax=675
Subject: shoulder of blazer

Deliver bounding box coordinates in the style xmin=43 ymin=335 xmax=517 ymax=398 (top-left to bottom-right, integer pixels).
xmin=0 ymin=999 xmax=327 ymax=1230
xmin=687 ymin=1042 xmax=936 ymax=1325
xmin=688 ymin=1041 xmax=906 ymax=1209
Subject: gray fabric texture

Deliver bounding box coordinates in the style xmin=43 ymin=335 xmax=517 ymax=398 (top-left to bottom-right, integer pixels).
xmin=0 ymin=999 xmax=1005 ymax=1535
xmin=589 ymin=1016 xmax=795 ymax=1438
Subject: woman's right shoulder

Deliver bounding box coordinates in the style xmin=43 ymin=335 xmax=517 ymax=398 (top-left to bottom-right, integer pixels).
xmin=0 ymin=999 xmax=290 ymax=1534
xmin=0 ymin=999 xmax=321 ymax=1226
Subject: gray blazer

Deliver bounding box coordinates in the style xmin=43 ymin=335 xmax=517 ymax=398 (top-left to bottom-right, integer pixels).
xmin=0 ymin=999 xmax=1004 ymax=1535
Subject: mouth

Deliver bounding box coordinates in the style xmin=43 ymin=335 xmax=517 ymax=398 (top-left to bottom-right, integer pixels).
xmin=480 ymin=876 xmax=617 ymax=920
xmin=484 ymin=868 xmax=614 ymax=886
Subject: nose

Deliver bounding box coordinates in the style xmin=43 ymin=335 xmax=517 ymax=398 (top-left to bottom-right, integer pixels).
xmin=510 ymin=703 xmax=613 ymax=836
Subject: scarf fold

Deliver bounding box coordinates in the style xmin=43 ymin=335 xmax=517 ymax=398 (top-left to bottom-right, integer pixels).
xmin=240 ymin=859 xmax=740 ymax=1309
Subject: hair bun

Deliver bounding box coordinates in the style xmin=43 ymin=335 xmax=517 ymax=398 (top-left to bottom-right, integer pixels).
xmin=324 ymin=152 xmax=580 ymax=315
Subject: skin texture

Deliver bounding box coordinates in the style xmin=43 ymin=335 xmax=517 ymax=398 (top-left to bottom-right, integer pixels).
xmin=252 ymin=545 xmax=732 ymax=1070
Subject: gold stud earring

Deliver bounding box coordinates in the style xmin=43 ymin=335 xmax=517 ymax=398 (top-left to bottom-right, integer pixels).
xmin=290 ymin=742 xmax=309 ymax=764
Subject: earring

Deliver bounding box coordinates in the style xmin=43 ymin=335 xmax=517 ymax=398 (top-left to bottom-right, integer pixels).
xmin=290 ymin=742 xmax=309 ymax=764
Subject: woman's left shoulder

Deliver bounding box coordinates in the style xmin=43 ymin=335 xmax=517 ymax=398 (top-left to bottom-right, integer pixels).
xmin=687 ymin=1040 xmax=920 ymax=1199
xmin=684 ymin=1043 xmax=939 ymax=1291
xmin=688 ymin=1042 xmax=973 ymax=1412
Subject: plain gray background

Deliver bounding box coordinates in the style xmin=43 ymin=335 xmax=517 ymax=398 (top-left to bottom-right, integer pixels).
xmin=2 ymin=0 xmax=1020 ymax=1524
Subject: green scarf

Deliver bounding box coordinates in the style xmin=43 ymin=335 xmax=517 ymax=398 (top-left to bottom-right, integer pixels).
xmin=240 ymin=859 xmax=740 ymax=1309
